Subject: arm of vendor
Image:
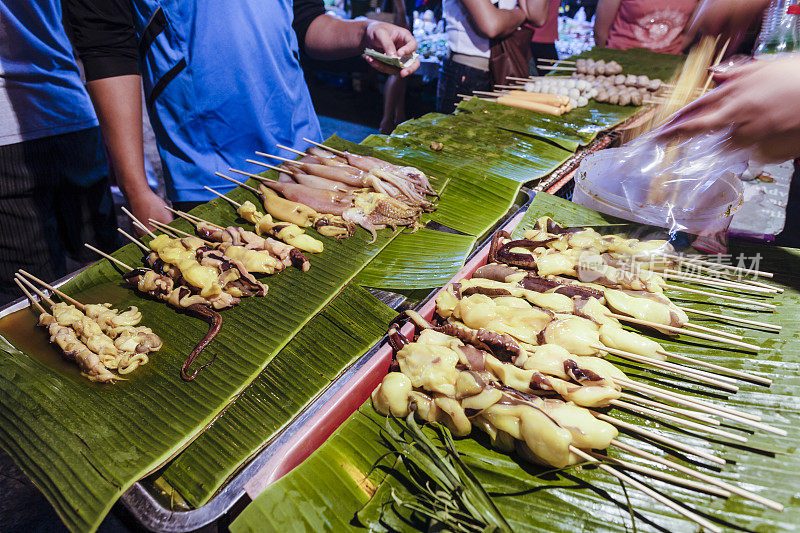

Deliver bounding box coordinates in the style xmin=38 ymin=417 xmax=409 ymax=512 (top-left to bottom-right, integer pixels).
xmin=62 ymin=0 xmax=419 ymax=229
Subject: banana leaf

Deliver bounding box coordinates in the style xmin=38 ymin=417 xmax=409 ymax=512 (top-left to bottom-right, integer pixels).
xmin=355 ymin=228 xmax=477 ymax=290
xmin=231 ymin=192 xmax=800 ymax=533
xmin=154 ymin=283 xmax=396 ymax=508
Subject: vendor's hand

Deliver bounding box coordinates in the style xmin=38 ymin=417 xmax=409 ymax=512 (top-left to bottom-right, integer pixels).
xmin=127 ymin=189 xmax=172 ymax=235
xmin=682 ymin=0 xmax=770 ymax=49
xmin=363 ymin=21 xmax=420 ymax=77
xmin=658 ymin=56 xmax=800 ymax=161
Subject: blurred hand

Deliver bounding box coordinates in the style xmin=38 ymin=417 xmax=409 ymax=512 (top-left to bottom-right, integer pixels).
xmin=658 ymin=56 xmax=800 ymax=161
xmin=128 ymin=189 xmax=172 ymax=235
xmin=682 ymin=0 xmax=771 ymax=49
xmin=363 ymin=22 xmax=420 ymax=77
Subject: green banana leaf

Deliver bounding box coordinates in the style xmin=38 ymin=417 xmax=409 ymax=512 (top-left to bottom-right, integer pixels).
xmin=154 ymin=283 xmax=396 ymax=508
xmin=355 ymin=228 xmax=477 ymax=290
xmin=231 ymin=192 xmax=800 ymax=533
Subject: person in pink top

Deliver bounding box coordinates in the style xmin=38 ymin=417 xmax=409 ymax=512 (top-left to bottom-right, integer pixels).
xmin=594 ymin=0 xmax=700 ymax=54
xmin=528 ymin=0 xmax=561 ymax=74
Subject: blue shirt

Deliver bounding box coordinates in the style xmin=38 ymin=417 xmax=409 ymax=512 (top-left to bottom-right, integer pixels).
xmin=0 ymin=0 xmax=98 ymax=146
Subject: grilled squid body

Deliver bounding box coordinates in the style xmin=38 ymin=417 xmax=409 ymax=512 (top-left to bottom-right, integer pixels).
xmin=236 ymin=201 xmax=323 ymax=253
xmin=150 ymin=234 xmax=222 ymax=298
xmin=372 ymin=329 xmax=618 ymax=468
xmin=38 ymin=313 xmax=117 ymax=382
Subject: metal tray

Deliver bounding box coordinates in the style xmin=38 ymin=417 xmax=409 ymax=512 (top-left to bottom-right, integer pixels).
xmin=113 ymin=187 xmax=536 ymax=531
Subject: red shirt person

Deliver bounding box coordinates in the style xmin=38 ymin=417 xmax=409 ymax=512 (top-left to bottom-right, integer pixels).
xmin=595 ymin=0 xmax=699 ymax=54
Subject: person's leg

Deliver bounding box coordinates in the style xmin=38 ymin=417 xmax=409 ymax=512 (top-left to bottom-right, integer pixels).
xmin=380 ymin=74 xmax=408 ymax=134
xmin=0 ymin=137 xmax=60 ymax=305
xmin=53 ymin=127 xmax=118 ymax=266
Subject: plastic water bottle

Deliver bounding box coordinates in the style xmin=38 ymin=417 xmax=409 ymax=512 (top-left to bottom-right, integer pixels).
xmin=755 ymin=2 xmax=800 ymax=57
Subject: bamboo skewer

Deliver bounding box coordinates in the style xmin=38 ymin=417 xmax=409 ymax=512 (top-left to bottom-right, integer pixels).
xmin=301 ymin=137 xmax=348 ymax=157
xmin=594 ymin=413 xmax=725 ymax=465
xmin=148 ymin=219 xmax=212 ymax=245
xmin=253 ymin=152 xmax=300 ymax=166
xmin=606 ymin=313 xmax=761 ymax=351
xmin=16 ymin=275 xmax=55 ymax=307
xmin=117 ymin=228 xmax=149 ymax=253
xmin=14 ymin=277 xmax=46 ymax=314
xmin=682 ymin=322 xmax=743 ymax=340
xmin=701 ymin=38 xmax=730 ymax=94
xmin=84 ymin=244 xmax=135 ymax=272
xmin=656 ymin=349 xmax=772 ymax=386
xmin=536 ymin=65 xmax=577 ymax=71
xmin=120 ymin=206 xmax=156 ymax=239
xmin=275 ymin=143 xmax=308 ymax=158
xmin=569 ymin=447 xmax=723 ymax=532
xmin=246 ymin=159 xmax=288 ymax=174
xmin=619 ymin=377 xmax=759 ymax=420
xmin=594 ymin=344 xmax=739 ymax=391
xmin=612 ymin=439 xmax=785 ymax=511
xmin=205 ymin=186 xmax=243 ymax=208
xmin=666 ymin=284 xmax=777 ymax=310
xmin=609 ymin=399 xmax=747 ymax=443
xmin=662 ymin=254 xmax=774 ymax=278
xmin=17 ymin=270 xmax=84 ymax=310
xmin=676 ymin=263 xmax=781 ymax=292
xmin=230 ymin=168 xmax=271 ymax=183
xmin=662 ymin=270 xmax=778 ymax=294
xmin=164 ymin=207 xmax=224 ymax=231
xmin=215 ymin=172 xmax=260 ymax=194
xmin=538 ymin=58 xmax=576 ymax=64
xmin=618 ymin=379 xmax=787 ymax=436
xmin=589 ymin=452 xmax=731 ymax=497
xmin=618 ymin=392 xmax=719 ymax=426
xmin=678 ymin=306 xmax=780 ymax=332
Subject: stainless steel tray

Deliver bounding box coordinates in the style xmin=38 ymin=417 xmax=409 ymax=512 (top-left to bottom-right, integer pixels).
xmin=0 ymin=188 xmax=534 ymax=532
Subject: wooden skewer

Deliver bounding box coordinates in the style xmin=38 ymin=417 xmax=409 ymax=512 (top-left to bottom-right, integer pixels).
xmin=149 ymin=219 xmax=212 ymax=245
xmin=612 ymin=439 xmax=784 ymax=511
xmin=607 ymin=313 xmax=761 ymax=351
xmin=676 ymin=262 xmax=781 ymax=292
xmin=117 ymin=228 xmax=149 ymax=252
xmin=145 ymin=219 xmax=178 ymax=238
xmin=538 ymin=58 xmax=576 ymax=64
xmin=682 ymin=322 xmax=743 ymax=340
xmin=164 ymin=206 xmax=224 ymax=231
xmin=230 ymin=168 xmax=272 ymax=183
xmin=569 ymin=447 xmax=722 ymax=532
xmin=662 ymin=270 xmax=778 ymax=294
xmin=632 ymin=355 xmax=738 ymax=387
xmin=17 ymin=270 xmax=85 ymax=311
xmin=663 ymin=254 xmax=774 ymax=279
xmin=618 ymin=392 xmax=719 ymax=426
xmin=657 ymin=349 xmax=772 ymax=386
xmin=120 ymin=206 xmax=156 ymax=239
xmin=594 ymin=412 xmax=725 ymax=465
xmin=473 ymin=90 xmax=505 ymax=97
xmin=14 ymin=277 xmax=46 ymax=314
xmin=246 ymin=159 xmax=289 ymax=174
xmin=253 ymin=152 xmax=300 ymax=166
xmin=666 ymin=284 xmax=777 ymax=310
xmin=301 ymin=138 xmax=347 ymax=158
xmin=84 ymin=244 xmax=135 ymax=271
xmin=15 ymin=274 xmax=55 ymax=307
xmin=118 ymin=228 xmax=154 ymax=249
xmin=618 ymin=377 xmax=758 ymax=420
xmin=275 ymin=143 xmax=307 ymax=158
xmin=595 ymin=344 xmax=739 ymax=391
xmin=536 ymin=65 xmax=577 ymax=71
xmin=215 ymin=172 xmax=260 ymax=194
xmin=609 ymin=399 xmax=747 ymax=443
xmin=702 ymin=38 xmax=730 ymax=94
xmin=457 ymin=93 xmax=475 ymax=100
xmin=618 ymin=378 xmax=788 ymax=436
xmin=678 ymin=306 xmax=780 ymax=332
xmin=589 ymin=452 xmax=732 ymax=498
xmin=205 ymin=186 xmax=242 ymax=208
xmin=494 ymin=84 xmax=524 ymax=90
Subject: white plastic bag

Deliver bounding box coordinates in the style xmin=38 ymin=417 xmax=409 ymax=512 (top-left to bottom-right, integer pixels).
xmin=573 ymin=128 xmax=746 ymax=243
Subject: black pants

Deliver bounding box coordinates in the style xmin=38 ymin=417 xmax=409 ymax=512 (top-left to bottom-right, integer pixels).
xmin=0 ymin=127 xmax=116 ymax=305
xmin=436 ymin=57 xmax=493 ymax=114
xmin=529 ymin=42 xmax=559 ymax=76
